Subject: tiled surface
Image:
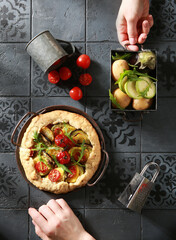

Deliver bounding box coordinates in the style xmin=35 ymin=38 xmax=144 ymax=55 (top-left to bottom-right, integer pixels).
xmin=1 ymin=0 xmax=176 ymax=239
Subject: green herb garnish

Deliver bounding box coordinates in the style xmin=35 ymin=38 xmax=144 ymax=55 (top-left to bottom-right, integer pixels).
xmin=112 ymin=52 xmax=132 ymax=61
xmin=33 ymin=131 xmax=42 ymax=143
xmin=63 ymin=122 xmax=76 ymax=145
xmin=52 ymin=155 xmax=73 ymax=174
xmin=109 ymin=90 xmax=125 ymax=110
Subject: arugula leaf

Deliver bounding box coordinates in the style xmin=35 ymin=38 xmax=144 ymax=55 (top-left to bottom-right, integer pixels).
xmin=52 ymin=155 xmax=72 ymax=174
xmin=71 ymin=157 xmax=85 ymax=167
xmin=33 ymin=131 xmax=41 ymax=143
xmin=112 ymin=53 xmax=132 ymax=61
xmin=63 ymin=122 xmax=76 ymax=145
xmin=109 ymin=90 xmax=125 ymax=110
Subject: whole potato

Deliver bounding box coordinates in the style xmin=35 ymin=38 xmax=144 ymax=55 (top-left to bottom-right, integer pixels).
xmin=111 ymin=59 xmax=129 ymax=82
xmin=113 ymin=88 xmax=131 ymax=109
xmin=133 ymin=98 xmax=153 ymax=110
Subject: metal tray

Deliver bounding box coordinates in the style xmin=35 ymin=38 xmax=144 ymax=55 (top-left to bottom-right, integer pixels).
xmin=110 ymin=49 xmax=157 ymax=120
xmin=11 ymin=105 xmax=109 ymax=190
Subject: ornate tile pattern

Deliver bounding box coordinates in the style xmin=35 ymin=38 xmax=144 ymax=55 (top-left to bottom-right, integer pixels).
xmin=142 ymin=154 xmax=176 ymax=209
xmin=86 ymin=153 xmax=140 ymax=208
xmin=0 ymin=98 xmax=29 ymax=152
xmin=0 ymin=0 xmax=30 ymax=42
xmin=86 ymin=98 xmax=141 ymax=152
xmin=0 ymin=153 xmax=28 ymax=208
xmin=149 ymin=0 xmax=176 ymax=40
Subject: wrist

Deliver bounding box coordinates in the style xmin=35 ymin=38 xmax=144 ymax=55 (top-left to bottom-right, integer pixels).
xmin=77 ymin=230 xmax=96 ymax=240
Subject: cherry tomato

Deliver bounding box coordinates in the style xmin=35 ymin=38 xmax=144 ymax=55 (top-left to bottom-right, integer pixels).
xmin=67 ymin=165 xmax=77 ymax=178
xmin=52 ymin=59 xmax=61 ymax=66
xmin=74 ymin=152 xmax=86 ymax=163
xmin=35 ymin=162 xmax=49 ymax=174
xmin=54 ymin=128 xmax=63 ymax=137
xmin=48 ymin=70 xmax=60 ymax=84
xmin=79 ymin=73 xmax=92 ymax=86
xmin=59 ymin=67 xmax=72 ymax=80
xmin=48 ymin=169 xmax=61 ymax=182
xmin=69 ymin=87 xmax=83 ymax=101
xmin=76 ymin=54 xmax=91 ymax=69
xmin=55 ymin=134 xmax=70 ymax=148
xmin=57 ymin=151 xmax=71 ymax=164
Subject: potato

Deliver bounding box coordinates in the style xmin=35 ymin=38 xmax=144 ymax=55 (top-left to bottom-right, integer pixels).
xmin=132 ymin=98 xmax=153 ymax=110
xmin=111 ymin=59 xmax=129 ymax=81
xmin=113 ymin=88 xmax=131 ymax=109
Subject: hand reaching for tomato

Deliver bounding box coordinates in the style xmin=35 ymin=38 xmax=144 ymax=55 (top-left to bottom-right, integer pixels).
xmin=28 ymin=199 xmax=95 ymax=240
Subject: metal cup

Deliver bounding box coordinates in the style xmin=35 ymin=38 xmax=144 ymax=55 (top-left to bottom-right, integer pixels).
xmin=25 ymin=30 xmax=75 ymax=73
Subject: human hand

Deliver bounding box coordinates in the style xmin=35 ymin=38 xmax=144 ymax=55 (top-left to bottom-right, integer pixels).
xmin=28 ymin=199 xmax=95 ymax=240
xmin=116 ymin=0 xmax=153 ymax=51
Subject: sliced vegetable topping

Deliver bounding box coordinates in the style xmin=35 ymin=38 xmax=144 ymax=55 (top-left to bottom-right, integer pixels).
xmin=55 ymin=134 xmax=71 ymax=148
xmin=48 ymin=169 xmax=61 ymax=182
xmin=35 ymin=162 xmax=50 ymax=176
xmin=57 ymin=151 xmax=71 ymax=165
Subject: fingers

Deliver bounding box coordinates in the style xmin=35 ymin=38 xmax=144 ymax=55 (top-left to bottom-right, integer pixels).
xmin=56 ymin=198 xmax=70 ymax=210
xmin=47 ymin=199 xmax=63 ymax=213
xmin=28 ymin=208 xmax=48 ymax=233
xmin=38 ymin=204 xmax=55 ymax=220
xmin=147 ymin=14 xmax=154 ymax=28
xmin=32 ymin=220 xmax=47 ymax=240
xmin=127 ymin=18 xmax=138 ymax=45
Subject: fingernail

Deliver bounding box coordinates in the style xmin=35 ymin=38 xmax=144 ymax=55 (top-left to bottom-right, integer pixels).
xmin=129 ymin=37 xmax=136 ymax=45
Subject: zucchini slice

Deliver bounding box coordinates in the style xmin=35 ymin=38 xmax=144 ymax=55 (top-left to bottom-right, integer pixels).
xmin=124 ymin=81 xmax=141 ymax=99
xmin=118 ymin=76 xmax=128 ymax=93
xmin=136 ymin=77 xmax=156 ymax=99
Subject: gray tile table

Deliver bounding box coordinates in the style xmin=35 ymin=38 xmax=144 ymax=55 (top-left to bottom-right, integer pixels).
xmin=0 ymin=0 xmax=176 ymax=239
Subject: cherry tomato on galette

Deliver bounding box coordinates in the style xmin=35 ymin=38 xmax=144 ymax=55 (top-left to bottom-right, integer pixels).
xmin=35 ymin=162 xmax=49 ymax=174
xmin=48 ymin=169 xmax=61 ymax=182
xmin=57 ymin=151 xmax=71 ymax=164
xmin=55 ymin=134 xmax=70 ymax=148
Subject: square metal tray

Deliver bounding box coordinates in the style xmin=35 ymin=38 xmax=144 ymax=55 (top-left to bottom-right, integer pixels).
xmin=110 ymin=49 xmax=157 ymax=115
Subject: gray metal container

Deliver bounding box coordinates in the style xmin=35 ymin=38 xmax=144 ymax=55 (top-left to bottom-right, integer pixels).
xmin=26 ymin=30 xmax=75 ymax=73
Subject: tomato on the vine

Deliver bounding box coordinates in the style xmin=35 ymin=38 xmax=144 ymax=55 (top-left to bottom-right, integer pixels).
xmin=59 ymin=67 xmax=72 ymax=80
xmin=35 ymin=162 xmax=49 ymax=174
xmin=57 ymin=151 xmax=71 ymax=164
xmin=76 ymin=54 xmax=91 ymax=69
xmin=48 ymin=169 xmax=61 ymax=182
xmin=69 ymin=87 xmax=83 ymax=101
xmin=55 ymin=134 xmax=70 ymax=148
xmin=79 ymin=73 xmax=92 ymax=86
xmin=48 ymin=70 xmax=60 ymax=84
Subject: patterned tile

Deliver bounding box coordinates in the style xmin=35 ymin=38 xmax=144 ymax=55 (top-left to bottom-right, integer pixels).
xmin=31 ymin=43 xmax=85 ymax=97
xmin=142 ymin=154 xmax=176 ymax=209
xmin=149 ymin=0 xmax=176 ymax=41
xmin=143 ymin=42 xmax=176 ymax=97
xmin=0 ymin=0 xmax=30 ymax=42
xmin=29 ymin=209 xmax=85 ymax=240
xmin=85 ymin=209 xmax=140 ymax=240
xmin=86 ymin=42 xmax=121 ymax=97
xmin=30 ymin=185 xmax=85 ymax=209
xmin=32 ymin=0 xmax=85 ymax=41
xmin=0 ymin=153 xmax=28 ymax=209
xmin=31 ymin=96 xmax=85 ymax=112
xmin=0 ymin=44 xmax=30 ymax=96
xmin=87 ymin=0 xmax=119 ymax=41
xmin=0 ymin=210 xmax=28 ymax=240
xmin=0 ymin=98 xmax=30 ymax=152
xmin=86 ymin=97 xmax=141 ymax=152
xmin=142 ymin=210 xmax=176 ymax=240
xmin=141 ymin=98 xmax=176 ymax=153
xmin=86 ymin=153 xmax=140 ymax=208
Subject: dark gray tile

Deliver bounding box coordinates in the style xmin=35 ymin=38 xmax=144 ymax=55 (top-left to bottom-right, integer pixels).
xmin=0 ymin=44 xmax=30 ymax=96
xmin=86 ymin=97 xmax=141 ymax=152
xmin=29 ymin=209 xmax=85 ymax=240
xmin=148 ymin=0 xmax=176 ymax=41
xmin=0 ymin=98 xmax=30 ymax=152
xmin=141 ymin=98 xmax=176 ymax=152
xmin=142 ymin=210 xmax=176 ymax=240
xmin=32 ymin=0 xmax=85 ymax=41
xmin=86 ymin=153 xmax=140 ymax=208
xmin=31 ymin=96 xmax=85 ymax=112
xmin=142 ymin=154 xmax=176 ymax=209
xmin=0 ymin=153 xmax=28 ymax=209
xmin=30 ymin=185 xmax=85 ymax=209
xmin=0 ymin=210 xmax=28 ymax=240
xmin=143 ymin=42 xmax=176 ymax=97
xmin=31 ymin=43 xmax=85 ymax=97
xmin=87 ymin=0 xmax=119 ymax=41
xmin=0 ymin=0 xmax=30 ymax=42
xmin=86 ymin=43 xmax=121 ymax=97
xmin=85 ymin=209 xmax=140 ymax=240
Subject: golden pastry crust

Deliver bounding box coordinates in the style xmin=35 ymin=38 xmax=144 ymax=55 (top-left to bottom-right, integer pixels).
xmin=19 ymin=110 xmax=101 ymax=194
